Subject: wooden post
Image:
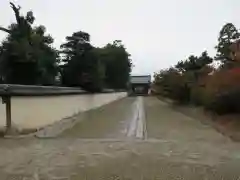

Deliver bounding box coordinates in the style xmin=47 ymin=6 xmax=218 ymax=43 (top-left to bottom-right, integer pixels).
xmin=1 ymin=85 xmax=12 ymax=134
xmin=5 ymin=96 xmax=11 ymax=130
xmin=2 ymin=95 xmax=11 ymax=134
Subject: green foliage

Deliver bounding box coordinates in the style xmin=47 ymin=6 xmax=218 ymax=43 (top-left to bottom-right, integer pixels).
xmin=175 ymin=51 xmax=213 ymax=79
xmin=97 ymin=40 xmax=132 ymax=89
xmin=60 ymin=31 xmax=104 ymax=91
xmin=215 ymin=23 xmax=240 ymax=63
xmin=154 ymin=51 xmax=213 ymax=104
xmin=154 ymin=68 xmax=190 ymax=103
xmin=0 ymin=2 xmax=58 ymax=85
xmin=0 ymin=2 xmax=132 ymax=90
xmin=61 ymin=38 xmax=132 ymax=91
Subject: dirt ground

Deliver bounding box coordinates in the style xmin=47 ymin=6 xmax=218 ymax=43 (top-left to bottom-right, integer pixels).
xmin=158 ymin=96 xmax=240 ymax=142
xmin=0 ymin=96 xmax=239 ymax=179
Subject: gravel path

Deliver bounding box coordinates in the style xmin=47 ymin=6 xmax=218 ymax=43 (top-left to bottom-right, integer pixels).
xmin=59 ymin=97 xmax=136 ymax=139
xmin=0 ymin=96 xmax=239 ymax=179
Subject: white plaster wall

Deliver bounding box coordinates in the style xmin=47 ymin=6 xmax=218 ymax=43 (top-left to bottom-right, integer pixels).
xmin=0 ymin=92 xmax=127 ymax=130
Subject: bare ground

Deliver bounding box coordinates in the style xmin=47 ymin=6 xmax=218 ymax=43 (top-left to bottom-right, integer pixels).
xmin=0 ymin=96 xmax=239 ymax=179
xmin=157 ymin=96 xmax=240 ymax=142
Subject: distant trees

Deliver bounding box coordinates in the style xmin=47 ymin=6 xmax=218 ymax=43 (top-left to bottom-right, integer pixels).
xmin=97 ymin=40 xmax=132 ymax=89
xmin=153 ymin=22 xmax=240 ymax=114
xmin=215 ymin=23 xmax=240 ymax=68
xmin=0 ymin=2 xmax=132 ymax=91
xmin=60 ymin=32 xmax=132 ymax=92
xmin=60 ymin=31 xmax=105 ymax=92
xmin=154 ymin=51 xmax=213 ymax=103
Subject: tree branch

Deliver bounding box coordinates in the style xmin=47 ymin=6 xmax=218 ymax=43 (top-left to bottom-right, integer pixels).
xmin=10 ymin=2 xmax=21 ymax=25
xmin=0 ymin=27 xmax=11 ymax=34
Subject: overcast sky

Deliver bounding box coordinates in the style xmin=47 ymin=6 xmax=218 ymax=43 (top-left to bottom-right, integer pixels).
xmin=0 ymin=0 xmax=239 ymax=75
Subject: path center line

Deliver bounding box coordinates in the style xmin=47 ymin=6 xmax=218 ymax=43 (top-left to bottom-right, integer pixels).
xmin=127 ymin=97 xmax=146 ymax=139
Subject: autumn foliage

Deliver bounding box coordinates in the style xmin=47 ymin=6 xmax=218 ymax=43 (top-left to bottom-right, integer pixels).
xmin=203 ymin=67 xmax=240 ymax=114
xmin=153 ymin=22 xmax=240 ymax=115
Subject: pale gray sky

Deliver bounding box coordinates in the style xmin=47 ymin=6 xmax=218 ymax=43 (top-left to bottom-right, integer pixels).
xmin=0 ymin=0 xmax=240 ymax=75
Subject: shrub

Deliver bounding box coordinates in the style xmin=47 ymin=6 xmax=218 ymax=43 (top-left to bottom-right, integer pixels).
xmin=204 ymin=67 xmax=240 ymax=114
xmin=206 ymin=90 xmax=240 ymax=115
xmin=190 ymin=85 xmax=206 ymax=106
